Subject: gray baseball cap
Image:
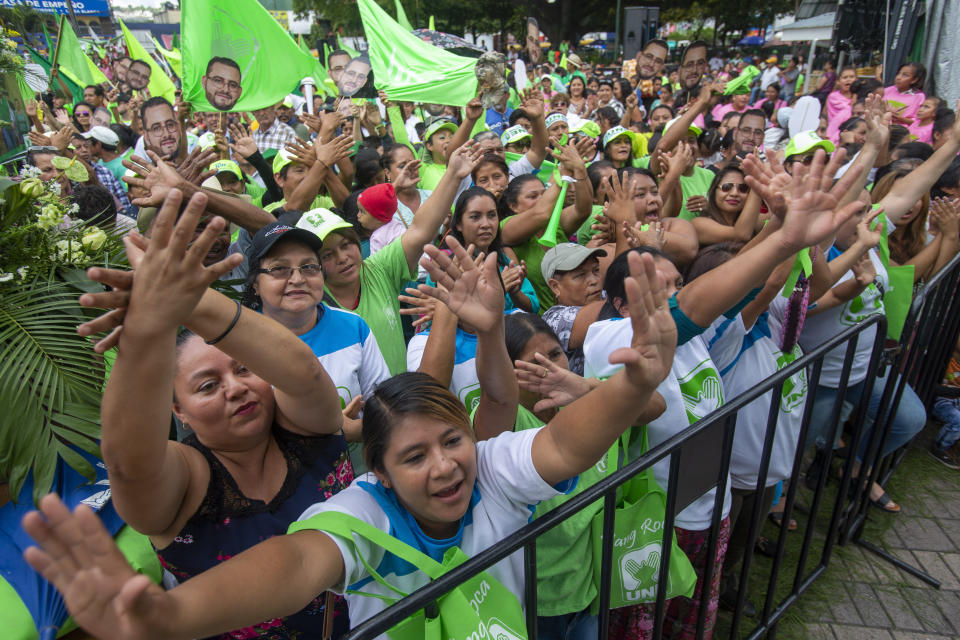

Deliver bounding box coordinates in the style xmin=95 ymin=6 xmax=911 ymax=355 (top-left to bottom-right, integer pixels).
xmin=541 ymin=243 xmax=607 ymax=281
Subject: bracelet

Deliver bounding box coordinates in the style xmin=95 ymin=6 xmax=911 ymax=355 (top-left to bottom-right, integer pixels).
xmin=206 ymin=299 xmax=242 ymax=345
xmin=560 ymin=175 xmax=578 ymax=184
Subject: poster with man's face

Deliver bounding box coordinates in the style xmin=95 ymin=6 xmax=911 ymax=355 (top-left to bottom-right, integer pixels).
xmin=126 ymin=60 xmax=152 ymax=91
xmin=336 ymin=55 xmax=375 ymax=98
xmin=201 ymin=57 xmax=244 ymax=111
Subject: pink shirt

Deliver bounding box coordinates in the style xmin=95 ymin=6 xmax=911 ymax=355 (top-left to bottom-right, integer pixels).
xmin=908 ymin=120 xmax=933 ymax=144
xmin=369 ymin=218 xmax=406 ymax=254
xmin=756 ymin=98 xmax=786 ymax=114
xmin=825 ymin=90 xmax=854 ymax=142
xmin=710 ymin=102 xmax=747 ymax=122
xmin=883 ymin=85 xmax=926 ymax=122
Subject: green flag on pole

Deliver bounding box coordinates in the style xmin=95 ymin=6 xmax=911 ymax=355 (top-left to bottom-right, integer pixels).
xmin=394 ymin=0 xmax=413 ymax=31
xmin=118 ymin=18 xmax=177 ymax=101
xmin=153 ymin=36 xmax=182 ymax=78
xmin=56 ymin=18 xmax=109 ymax=87
xmin=181 ymin=0 xmax=318 ymax=112
xmin=297 ymin=37 xmax=335 ymax=97
xmin=42 ymin=24 xmax=54 ymax=56
xmin=337 ymin=33 xmax=360 ymax=58
xmin=358 ymin=0 xmax=477 ymax=106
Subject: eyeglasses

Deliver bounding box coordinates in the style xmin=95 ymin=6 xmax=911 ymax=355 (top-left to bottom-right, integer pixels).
xmin=681 ymin=59 xmax=708 ymax=71
xmin=75 ymin=111 xmax=91 ymax=117
xmin=720 ymin=182 xmax=750 ymax=194
xmin=788 ymin=154 xmax=825 ymax=166
xmin=257 ymin=264 xmax=322 ymax=279
xmin=147 ymin=120 xmax=179 ymax=136
xmin=207 ymin=75 xmax=241 ymax=92
xmin=738 ymin=127 xmax=765 ymax=139
xmin=640 ymin=51 xmax=666 ymax=66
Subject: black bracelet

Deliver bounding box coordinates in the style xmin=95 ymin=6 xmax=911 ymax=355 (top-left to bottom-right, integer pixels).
xmin=206 ymin=299 xmax=242 ymax=345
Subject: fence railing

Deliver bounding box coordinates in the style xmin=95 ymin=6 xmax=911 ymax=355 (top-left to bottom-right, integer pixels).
xmin=346 ymin=254 xmax=960 ymax=640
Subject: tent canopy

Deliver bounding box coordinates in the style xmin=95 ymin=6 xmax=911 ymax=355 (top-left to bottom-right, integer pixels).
xmin=776 ymin=11 xmax=835 ymax=42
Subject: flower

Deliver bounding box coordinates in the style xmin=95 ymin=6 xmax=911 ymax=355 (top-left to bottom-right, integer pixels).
xmin=54 ymin=239 xmax=85 ymax=264
xmin=19 ymin=178 xmax=43 ymax=198
xmin=0 ymin=273 xmax=13 ymax=283
xmin=81 ymin=228 xmax=107 ymax=252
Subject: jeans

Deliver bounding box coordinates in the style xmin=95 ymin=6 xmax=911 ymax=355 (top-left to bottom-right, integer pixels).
xmin=804 ymin=370 xmax=927 ymax=461
xmin=537 ymin=608 xmax=598 ymax=640
xmin=932 ymin=397 xmax=960 ymax=449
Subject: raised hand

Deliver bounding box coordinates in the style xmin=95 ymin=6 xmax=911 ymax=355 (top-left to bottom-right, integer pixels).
xmin=123 ymin=152 xmax=184 ymax=207
xmin=54 ymin=107 xmax=71 ymax=126
xmin=929 ymin=197 xmax=960 ymax=237
xmin=392 ymin=159 xmax=422 ymax=191
xmin=521 ymin=88 xmax=545 ymax=120
xmin=417 ymin=236 xmax=504 ymax=333
xmin=464 ymin=96 xmax=484 ymax=121
xmin=398 ymin=286 xmax=438 ymax=329
xmin=315 ymin=133 xmax=354 ymax=168
xmin=176 ymin=146 xmax=219 ymax=185
xmin=228 ymin=121 xmax=258 ymax=158
xmin=607 ymin=251 xmax=676 ymax=390
xmin=446 ymin=141 xmax=484 ymax=180
xmin=742 ymin=153 xmax=790 ymax=220
xmin=856 ymin=207 xmax=884 ymax=249
xmin=574 ymin=135 xmax=596 ymax=162
xmin=851 ymin=252 xmax=876 ymax=286
xmin=22 ymin=495 xmax=174 ymax=640
xmin=777 ymin=149 xmax=865 ymax=251
xmin=500 ymin=260 xmax=524 ymax=293
xmin=550 ymin=141 xmax=587 ymax=178
xmin=285 ymin=138 xmax=318 ymax=168
xmin=863 ymin=94 xmax=891 ymax=149
xmin=604 ymin=172 xmax=635 ymax=224
xmin=515 ymin=352 xmax=596 ymax=413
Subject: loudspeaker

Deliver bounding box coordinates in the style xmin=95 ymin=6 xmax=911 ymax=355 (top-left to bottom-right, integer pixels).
xmin=623 ymin=6 xmax=660 ymax=60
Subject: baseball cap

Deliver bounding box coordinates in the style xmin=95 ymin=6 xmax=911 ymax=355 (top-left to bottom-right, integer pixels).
xmin=209 ymin=159 xmax=244 ymax=182
xmin=81 ymin=125 xmax=119 ymax=146
xmin=423 ymin=118 xmax=458 ymax=143
xmin=501 ymin=124 xmax=532 ymax=146
xmin=542 ymin=243 xmax=607 ymax=281
xmin=248 ymin=221 xmax=324 ymax=265
xmin=272 ymin=148 xmax=296 ymax=174
xmin=570 ymin=119 xmax=601 ymax=139
xmin=784 ymin=131 xmax=835 ymax=160
xmin=296 ymin=208 xmax=354 ymax=242
xmin=602 ymin=125 xmax=636 ymax=149
xmin=358 ymin=183 xmax=398 ymax=223
xmin=766 ymin=56 xmax=778 ymax=64
xmin=662 ymin=117 xmax=703 ymax=139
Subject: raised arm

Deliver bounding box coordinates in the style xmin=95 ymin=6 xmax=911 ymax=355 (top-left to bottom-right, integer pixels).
xmin=554 ymin=143 xmax=594 ymax=235
xmin=522 ymin=89 xmax=549 ymax=170
xmin=650 ymin=82 xmax=717 ymax=175
xmin=445 ymin=97 xmax=484 ymax=160
xmin=285 ymin=134 xmax=354 ymax=211
xmin=690 ymin=188 xmax=763 ymax=245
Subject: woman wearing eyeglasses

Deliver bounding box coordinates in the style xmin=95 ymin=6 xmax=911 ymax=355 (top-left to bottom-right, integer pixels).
xmin=242 ymin=221 xmax=391 ymax=473
xmin=689 ymin=166 xmax=763 ymax=248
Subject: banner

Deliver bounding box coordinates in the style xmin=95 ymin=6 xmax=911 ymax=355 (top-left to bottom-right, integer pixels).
xmin=358 ymin=0 xmax=477 ymax=106
xmin=181 ymin=0 xmax=318 ymax=111
xmin=118 ymin=18 xmax=176 ymax=102
xmin=0 ymin=0 xmax=111 ymax=17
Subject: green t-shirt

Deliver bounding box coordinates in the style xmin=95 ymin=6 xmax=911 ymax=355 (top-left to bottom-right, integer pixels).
xmin=264 ymin=193 xmax=335 ymax=214
xmin=100 ymin=153 xmax=128 ymax=184
xmin=417 ymin=162 xmax=447 ymax=192
xmin=324 ymin=237 xmax=412 ymax=375
xmin=576 ymin=203 xmax=605 ymax=245
xmin=501 ymin=216 xmax=566 ymax=312
xmin=635 ymin=156 xmax=715 ymax=220
xmin=512 ymin=405 xmax=614 ymax=616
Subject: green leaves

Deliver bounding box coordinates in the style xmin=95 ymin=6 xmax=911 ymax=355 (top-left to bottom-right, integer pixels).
xmin=0 ymin=278 xmax=107 ymax=503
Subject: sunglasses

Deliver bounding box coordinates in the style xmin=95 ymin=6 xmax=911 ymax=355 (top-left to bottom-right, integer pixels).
xmin=720 ymin=182 xmax=750 ymax=194
xmin=75 ymin=111 xmax=91 ymax=117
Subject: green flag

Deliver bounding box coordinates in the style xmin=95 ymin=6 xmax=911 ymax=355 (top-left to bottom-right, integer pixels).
xmin=358 ymin=0 xmax=477 ymax=106
xmin=17 ymin=72 xmax=35 ymax=104
xmin=56 ymin=18 xmax=108 ymax=87
xmin=153 ymin=36 xmax=182 ymax=78
xmin=118 ymin=18 xmax=176 ymax=101
xmin=429 ymin=15 xmax=435 ymax=30
xmin=27 ymin=45 xmax=83 ymax=100
xmin=297 ymin=37 xmax=334 ymax=97
xmin=394 ymin=0 xmax=413 ymax=31
xmin=42 ymin=24 xmax=54 ymax=56
xmin=181 ymin=0 xmax=317 ymax=112
xmin=337 ymin=34 xmax=360 ymax=58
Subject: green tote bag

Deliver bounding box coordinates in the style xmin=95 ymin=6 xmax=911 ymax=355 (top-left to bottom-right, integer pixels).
xmin=291 ymin=511 xmax=529 ymax=640
xmin=590 ymin=430 xmax=697 ymax=609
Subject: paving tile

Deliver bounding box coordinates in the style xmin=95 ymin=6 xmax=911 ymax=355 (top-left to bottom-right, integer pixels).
xmin=829 ymin=624 xmax=893 ymax=639
xmin=873 ymin=585 xmax=925 ymax=631
xmin=805 ymin=622 xmax=836 ymax=639
xmin=892 ymin=518 xmax=955 ymax=552
xmin=848 ymin=581 xmax=891 ymax=628
xmin=827 ymin=583 xmax=863 ymax=625
xmin=885 ymin=525 xmax=907 ymax=549
xmin=890 ymin=632 xmax=957 ymax=640
xmin=937 ymin=552 xmax=960 ymax=586
xmin=940 ymin=519 xmax=960 ymax=549
xmin=903 ymin=586 xmax=955 ymax=635
xmin=912 ymin=551 xmax=960 ymax=590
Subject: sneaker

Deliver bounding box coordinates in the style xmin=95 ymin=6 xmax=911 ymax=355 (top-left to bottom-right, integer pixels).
xmin=928 ymin=444 xmax=960 ymax=470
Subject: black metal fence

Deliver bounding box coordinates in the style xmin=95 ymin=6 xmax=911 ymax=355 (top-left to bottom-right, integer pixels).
xmin=346 ymin=255 xmax=960 ymax=640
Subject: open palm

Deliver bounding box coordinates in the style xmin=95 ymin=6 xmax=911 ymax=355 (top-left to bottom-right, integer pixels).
xmin=418 ymin=237 xmax=505 ymax=333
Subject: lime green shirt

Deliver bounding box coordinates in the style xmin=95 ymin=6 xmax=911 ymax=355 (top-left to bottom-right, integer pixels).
xmin=635 ymin=156 xmax=715 ymax=221
xmin=263 ymin=194 xmax=335 ymax=214
xmin=576 ymin=203 xmax=606 ymax=245
xmin=324 ymin=237 xmax=412 ymax=375
xmin=501 ymin=217 xmax=567 ymax=312
xmin=417 ymin=162 xmax=447 ymax=191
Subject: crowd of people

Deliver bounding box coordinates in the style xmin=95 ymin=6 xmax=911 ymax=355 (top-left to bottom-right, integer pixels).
xmin=13 ymin=32 xmax=960 ymax=640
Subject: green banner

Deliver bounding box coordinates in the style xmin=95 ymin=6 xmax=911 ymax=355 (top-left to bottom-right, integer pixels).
xmin=118 ymin=18 xmax=177 ymax=101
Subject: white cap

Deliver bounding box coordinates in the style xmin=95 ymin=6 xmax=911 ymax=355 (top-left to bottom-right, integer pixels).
xmin=81 ymin=125 xmax=119 ymax=147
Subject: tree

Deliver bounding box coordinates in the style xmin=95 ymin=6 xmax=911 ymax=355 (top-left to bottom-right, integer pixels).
xmin=0 ymin=4 xmax=58 ymax=50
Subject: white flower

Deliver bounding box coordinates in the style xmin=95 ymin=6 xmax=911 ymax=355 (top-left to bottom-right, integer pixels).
xmin=0 ymin=273 xmax=13 ymax=283
xmin=19 ymin=165 xmax=41 ymax=179
xmin=16 ymin=267 xmax=27 ymax=279
xmin=49 ymin=182 xmax=63 ymax=196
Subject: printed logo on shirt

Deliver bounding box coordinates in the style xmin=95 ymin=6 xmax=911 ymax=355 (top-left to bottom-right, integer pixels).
xmin=840 ymin=284 xmax=883 ymax=326
xmin=775 ymin=347 xmax=808 ymax=413
xmin=460 ymin=384 xmax=482 ymax=414
xmin=677 ymin=359 xmax=724 ymax=424
xmin=336 ymin=386 xmax=352 ymax=409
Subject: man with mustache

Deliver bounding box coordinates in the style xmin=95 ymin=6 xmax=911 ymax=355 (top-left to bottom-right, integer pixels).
xmin=141 ymin=97 xmax=183 ymax=162
xmin=633 ymin=38 xmax=669 ymax=111
xmin=201 ymin=57 xmax=243 ymax=112
xmin=674 ymin=41 xmax=709 ymax=110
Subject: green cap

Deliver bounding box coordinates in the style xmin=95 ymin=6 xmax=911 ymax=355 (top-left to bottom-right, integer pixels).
xmin=602 ymin=125 xmax=636 ymax=148
xmin=423 ymin=119 xmax=458 ymax=143
xmin=272 ymin=148 xmax=296 ymax=175
xmin=570 ymin=119 xmax=601 ymax=139
xmin=209 ymin=159 xmax=243 ymax=182
xmin=501 ymin=124 xmax=532 ymax=146
xmin=663 ymin=117 xmax=702 ymax=139
xmin=784 ymin=131 xmax=835 ymax=159
xmin=296 ymin=208 xmax=354 ymax=242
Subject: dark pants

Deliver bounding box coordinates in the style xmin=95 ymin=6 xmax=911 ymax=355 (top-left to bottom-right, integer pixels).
xmin=721 ymin=485 xmax=778 ymax=590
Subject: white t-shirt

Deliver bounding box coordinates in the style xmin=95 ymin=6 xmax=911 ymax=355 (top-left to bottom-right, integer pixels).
xmin=407 ymin=327 xmax=481 ymax=415
xmin=704 ymin=302 xmax=807 ymax=489
xmin=799 ymin=248 xmax=888 ymax=387
xmin=583 ymin=318 xmax=732 ymax=530
xmin=294 ymin=428 xmax=574 ymax=636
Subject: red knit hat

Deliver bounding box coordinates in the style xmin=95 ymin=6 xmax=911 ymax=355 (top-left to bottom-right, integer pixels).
xmin=358 ymin=183 xmax=398 ymax=223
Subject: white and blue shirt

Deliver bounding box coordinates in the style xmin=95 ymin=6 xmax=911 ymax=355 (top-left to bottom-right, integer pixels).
xmin=406 ymin=327 xmax=481 ymax=415
xmin=295 ymin=428 xmax=575 ymax=635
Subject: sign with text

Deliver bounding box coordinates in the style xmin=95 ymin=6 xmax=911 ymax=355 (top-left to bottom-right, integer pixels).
xmin=0 ymin=0 xmax=112 ymax=17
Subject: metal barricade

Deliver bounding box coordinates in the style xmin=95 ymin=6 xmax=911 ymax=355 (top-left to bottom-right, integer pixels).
xmin=346 ymin=316 xmax=888 ymax=640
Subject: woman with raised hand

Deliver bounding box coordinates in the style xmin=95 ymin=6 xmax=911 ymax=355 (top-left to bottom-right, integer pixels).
xmin=21 ymin=235 xmax=676 ymax=640
xmin=688 ymin=165 xmax=763 ymax=248
xmin=70 ymin=189 xmax=354 ymax=639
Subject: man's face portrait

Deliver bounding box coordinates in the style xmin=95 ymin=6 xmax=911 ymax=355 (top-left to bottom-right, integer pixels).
xmin=127 ymin=60 xmax=152 ymax=91
xmin=143 ymin=104 xmax=181 ymax=159
xmin=202 ymin=59 xmax=243 ymax=111
xmin=337 ymin=57 xmax=372 ymax=98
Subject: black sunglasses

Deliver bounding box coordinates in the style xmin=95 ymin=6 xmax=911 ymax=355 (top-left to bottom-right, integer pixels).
xmin=720 ymin=182 xmax=750 ymax=194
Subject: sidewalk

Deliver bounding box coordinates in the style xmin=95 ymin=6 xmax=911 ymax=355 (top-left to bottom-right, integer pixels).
xmin=800 ymin=438 xmax=960 ymax=639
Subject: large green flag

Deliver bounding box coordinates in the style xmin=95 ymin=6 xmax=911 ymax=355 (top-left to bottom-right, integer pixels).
xmin=55 ymin=18 xmax=109 ymax=88
xmin=394 ymin=0 xmax=413 ymax=31
xmin=153 ymin=36 xmax=182 ymax=78
xmin=297 ymin=37 xmax=335 ymax=97
xmin=118 ymin=18 xmax=176 ymax=101
xmin=181 ymin=0 xmax=317 ymax=112
xmin=358 ymin=0 xmax=477 ymax=106
xmin=337 ymin=33 xmax=359 ymax=58
xmin=27 ymin=45 xmax=83 ymax=100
